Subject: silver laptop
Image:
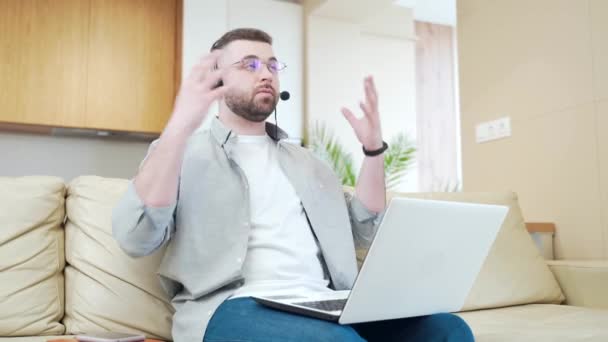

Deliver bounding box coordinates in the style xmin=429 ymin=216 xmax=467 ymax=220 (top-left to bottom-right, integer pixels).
xmin=253 ymin=197 xmax=508 ymax=324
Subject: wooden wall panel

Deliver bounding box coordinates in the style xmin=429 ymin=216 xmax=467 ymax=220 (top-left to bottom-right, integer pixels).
xmin=85 ymin=0 xmax=178 ymax=133
xmin=415 ymin=21 xmax=459 ymax=191
xmin=0 ymin=0 xmax=89 ymax=127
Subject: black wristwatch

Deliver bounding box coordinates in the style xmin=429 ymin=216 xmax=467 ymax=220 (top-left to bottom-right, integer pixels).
xmin=362 ymin=141 xmax=388 ymax=157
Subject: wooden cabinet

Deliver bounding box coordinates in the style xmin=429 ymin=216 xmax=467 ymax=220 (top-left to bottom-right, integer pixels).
xmin=0 ymin=0 xmax=180 ymax=134
xmin=86 ymin=0 xmax=179 ymax=133
xmin=0 ymin=0 xmax=89 ymax=128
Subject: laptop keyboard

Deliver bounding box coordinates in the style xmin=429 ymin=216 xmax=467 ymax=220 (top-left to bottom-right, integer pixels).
xmin=293 ymin=298 xmax=347 ymax=312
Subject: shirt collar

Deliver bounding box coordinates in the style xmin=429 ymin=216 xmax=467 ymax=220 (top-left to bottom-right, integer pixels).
xmin=211 ymin=116 xmax=289 ymax=148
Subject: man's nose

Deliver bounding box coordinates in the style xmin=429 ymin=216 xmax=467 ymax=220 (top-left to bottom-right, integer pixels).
xmin=259 ymin=64 xmax=274 ymax=80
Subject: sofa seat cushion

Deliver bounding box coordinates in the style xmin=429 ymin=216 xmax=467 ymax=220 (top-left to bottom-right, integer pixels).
xmin=0 ymin=338 xmax=166 ymax=342
xmin=457 ymin=304 xmax=608 ymax=341
xmin=0 ymin=176 xmax=66 ymax=336
xmin=0 ymin=336 xmax=73 ymax=342
xmin=548 ymin=260 xmax=608 ymax=309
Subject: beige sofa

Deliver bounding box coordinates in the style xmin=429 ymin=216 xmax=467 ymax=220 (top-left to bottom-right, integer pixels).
xmin=1 ymin=175 xmax=607 ymax=342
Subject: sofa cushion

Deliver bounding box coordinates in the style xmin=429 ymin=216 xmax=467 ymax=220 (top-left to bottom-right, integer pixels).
xmin=63 ymin=176 xmax=173 ymax=340
xmin=0 ymin=338 xmax=165 ymax=342
xmin=548 ymin=260 xmax=608 ymax=309
xmin=0 ymin=176 xmax=66 ymax=336
xmin=0 ymin=336 xmax=72 ymax=342
xmin=457 ymin=304 xmax=608 ymax=341
xmin=356 ymin=191 xmax=564 ymax=311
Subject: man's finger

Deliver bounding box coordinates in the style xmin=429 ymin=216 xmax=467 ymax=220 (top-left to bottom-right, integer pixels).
xmin=199 ymin=50 xmax=222 ymax=70
xmin=365 ymin=76 xmax=378 ymax=107
xmin=359 ymin=101 xmax=372 ymax=116
xmin=341 ymin=107 xmax=358 ymax=127
xmin=186 ymin=63 xmax=207 ymax=84
xmin=198 ymin=50 xmax=222 ymax=67
xmin=201 ymin=69 xmax=225 ymax=90
xmin=198 ymin=50 xmax=220 ymax=64
xmin=207 ymin=85 xmax=227 ymax=102
xmin=188 ymin=51 xmax=223 ymax=83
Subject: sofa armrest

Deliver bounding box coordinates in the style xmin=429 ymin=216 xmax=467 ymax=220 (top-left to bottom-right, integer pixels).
xmin=547 ymin=260 xmax=608 ymax=309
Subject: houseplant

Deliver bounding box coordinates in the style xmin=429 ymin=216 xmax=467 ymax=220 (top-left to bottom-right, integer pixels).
xmin=308 ymin=121 xmax=416 ymax=191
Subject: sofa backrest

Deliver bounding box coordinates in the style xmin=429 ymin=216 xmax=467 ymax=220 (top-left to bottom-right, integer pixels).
xmin=63 ymin=176 xmax=173 ymax=340
xmin=0 ymin=176 xmax=66 ymax=337
xmin=0 ymin=175 xmax=567 ymax=339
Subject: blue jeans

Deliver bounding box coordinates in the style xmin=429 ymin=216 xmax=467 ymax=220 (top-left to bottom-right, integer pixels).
xmin=203 ymin=297 xmax=474 ymax=342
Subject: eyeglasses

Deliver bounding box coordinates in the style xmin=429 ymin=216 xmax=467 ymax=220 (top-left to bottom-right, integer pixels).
xmin=230 ymin=56 xmax=287 ymax=74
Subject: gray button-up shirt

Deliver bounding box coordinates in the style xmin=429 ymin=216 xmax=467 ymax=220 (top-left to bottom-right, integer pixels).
xmin=112 ymin=117 xmax=381 ymax=342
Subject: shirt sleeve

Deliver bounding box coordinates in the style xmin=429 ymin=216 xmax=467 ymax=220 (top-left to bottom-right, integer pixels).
xmin=111 ymin=139 xmax=177 ymax=257
xmin=112 ymin=180 xmax=176 ymax=257
xmin=343 ymin=189 xmax=385 ymax=250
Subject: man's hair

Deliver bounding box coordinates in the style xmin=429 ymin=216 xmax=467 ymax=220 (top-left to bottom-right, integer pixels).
xmin=210 ymin=28 xmax=273 ymax=51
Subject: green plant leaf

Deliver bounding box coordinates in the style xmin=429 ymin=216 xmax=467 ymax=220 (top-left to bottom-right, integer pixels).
xmin=384 ymin=133 xmax=416 ymax=191
xmin=309 ymin=122 xmax=357 ymax=187
xmin=308 ymin=121 xmax=416 ymax=191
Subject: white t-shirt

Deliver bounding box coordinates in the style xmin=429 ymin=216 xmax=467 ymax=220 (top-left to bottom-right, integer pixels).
xmin=229 ymin=134 xmax=333 ymax=299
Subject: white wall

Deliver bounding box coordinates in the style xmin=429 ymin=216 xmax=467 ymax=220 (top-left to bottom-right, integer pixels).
xmin=0 ymin=131 xmax=149 ymax=181
xmin=186 ymin=0 xmax=304 ymax=141
xmin=182 ymin=0 xmax=227 ymax=82
xmin=306 ymin=13 xmax=418 ymax=191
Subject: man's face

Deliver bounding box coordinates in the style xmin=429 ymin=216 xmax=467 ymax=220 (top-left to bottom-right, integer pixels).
xmin=218 ymin=40 xmax=281 ymax=123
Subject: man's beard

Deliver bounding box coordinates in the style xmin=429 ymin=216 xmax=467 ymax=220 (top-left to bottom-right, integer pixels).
xmin=225 ymin=89 xmax=278 ymax=123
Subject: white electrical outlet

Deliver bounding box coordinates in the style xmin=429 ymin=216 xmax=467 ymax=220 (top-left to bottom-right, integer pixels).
xmin=476 ymin=117 xmax=511 ymax=143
